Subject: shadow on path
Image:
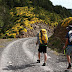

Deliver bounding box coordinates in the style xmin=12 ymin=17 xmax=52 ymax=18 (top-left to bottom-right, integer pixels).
xmin=3 ymin=62 xmax=36 ymax=71
xmin=56 ymin=54 xmax=67 ymax=63
xmin=2 ymin=62 xmax=72 ymax=72
xmin=64 ymin=69 xmax=72 ymax=72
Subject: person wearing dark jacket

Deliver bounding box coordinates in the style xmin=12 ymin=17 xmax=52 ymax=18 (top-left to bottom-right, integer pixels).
xmin=63 ymin=25 xmax=72 ymax=69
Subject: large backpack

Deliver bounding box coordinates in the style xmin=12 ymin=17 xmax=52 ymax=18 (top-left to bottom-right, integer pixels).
xmin=68 ymin=30 xmax=72 ymax=44
xmin=39 ymin=29 xmax=48 ymax=45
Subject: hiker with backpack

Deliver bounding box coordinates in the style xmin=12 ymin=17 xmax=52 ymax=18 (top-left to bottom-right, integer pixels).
xmin=63 ymin=25 xmax=72 ymax=69
xmin=36 ymin=29 xmax=48 ymax=66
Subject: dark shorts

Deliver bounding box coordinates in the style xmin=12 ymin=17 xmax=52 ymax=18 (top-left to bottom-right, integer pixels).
xmin=38 ymin=45 xmax=47 ymax=53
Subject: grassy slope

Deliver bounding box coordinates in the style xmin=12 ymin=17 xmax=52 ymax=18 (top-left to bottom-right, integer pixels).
xmin=1 ymin=6 xmax=62 ymax=38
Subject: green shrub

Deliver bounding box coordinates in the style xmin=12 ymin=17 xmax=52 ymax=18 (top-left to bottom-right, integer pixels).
xmin=48 ymin=36 xmax=63 ymax=53
xmin=8 ymin=35 xmax=14 ymax=38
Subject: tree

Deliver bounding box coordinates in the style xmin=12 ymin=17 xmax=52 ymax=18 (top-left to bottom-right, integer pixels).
xmin=0 ymin=1 xmax=13 ymax=33
xmin=31 ymin=0 xmax=53 ymax=11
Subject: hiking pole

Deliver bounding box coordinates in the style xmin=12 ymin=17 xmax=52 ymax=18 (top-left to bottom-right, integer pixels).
xmin=33 ymin=45 xmax=37 ymax=62
xmin=64 ymin=49 xmax=67 ymax=68
xmin=64 ymin=49 xmax=66 ymax=55
xmin=63 ymin=43 xmax=67 ymax=68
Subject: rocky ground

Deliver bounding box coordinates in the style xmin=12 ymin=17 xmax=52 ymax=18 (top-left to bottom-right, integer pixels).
xmin=16 ymin=22 xmax=54 ymax=38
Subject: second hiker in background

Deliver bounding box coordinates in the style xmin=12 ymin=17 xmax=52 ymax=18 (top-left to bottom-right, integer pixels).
xmin=63 ymin=25 xmax=72 ymax=69
xmin=36 ymin=29 xmax=48 ymax=66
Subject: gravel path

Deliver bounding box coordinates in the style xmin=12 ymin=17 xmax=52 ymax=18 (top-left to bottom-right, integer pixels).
xmin=0 ymin=37 xmax=72 ymax=72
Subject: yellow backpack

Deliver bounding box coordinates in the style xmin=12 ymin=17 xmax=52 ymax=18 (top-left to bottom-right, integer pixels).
xmin=39 ymin=29 xmax=48 ymax=44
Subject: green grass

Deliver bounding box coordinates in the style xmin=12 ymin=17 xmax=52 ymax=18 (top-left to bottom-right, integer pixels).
xmin=48 ymin=35 xmax=64 ymax=53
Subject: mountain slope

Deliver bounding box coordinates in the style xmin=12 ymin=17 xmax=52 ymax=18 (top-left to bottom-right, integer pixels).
xmin=0 ymin=0 xmax=72 ymax=38
xmin=0 ymin=6 xmax=60 ymax=38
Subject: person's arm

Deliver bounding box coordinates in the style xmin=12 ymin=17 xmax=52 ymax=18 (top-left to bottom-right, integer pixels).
xmin=36 ymin=33 xmax=39 ymax=45
xmin=36 ymin=40 xmax=38 ymax=45
xmin=63 ymin=38 xmax=68 ymax=49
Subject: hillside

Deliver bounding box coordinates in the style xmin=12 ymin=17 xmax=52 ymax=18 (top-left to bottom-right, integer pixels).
xmin=0 ymin=6 xmax=59 ymax=38
xmin=0 ymin=0 xmax=72 ymax=39
xmin=68 ymin=9 xmax=72 ymax=14
xmin=48 ymin=17 xmax=72 ymax=53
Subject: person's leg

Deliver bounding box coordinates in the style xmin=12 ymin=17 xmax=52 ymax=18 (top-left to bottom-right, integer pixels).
xmin=37 ymin=52 xmax=40 ymax=63
xmin=37 ymin=45 xmax=42 ymax=63
xmin=66 ymin=46 xmax=71 ymax=69
xmin=42 ymin=46 xmax=47 ymax=66
xmin=67 ymin=55 xmax=71 ymax=64
xmin=44 ymin=53 xmax=47 ymax=63
xmin=42 ymin=53 xmax=47 ymax=66
xmin=67 ymin=55 xmax=71 ymax=69
xmin=38 ymin=52 xmax=40 ymax=60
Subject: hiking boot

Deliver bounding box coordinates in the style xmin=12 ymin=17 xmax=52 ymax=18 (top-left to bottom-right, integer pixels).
xmin=67 ymin=63 xmax=71 ymax=69
xmin=42 ymin=63 xmax=46 ymax=66
xmin=36 ymin=60 xmax=40 ymax=63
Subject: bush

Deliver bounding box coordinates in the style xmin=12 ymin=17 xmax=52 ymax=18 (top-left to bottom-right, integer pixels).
xmin=48 ymin=35 xmax=64 ymax=53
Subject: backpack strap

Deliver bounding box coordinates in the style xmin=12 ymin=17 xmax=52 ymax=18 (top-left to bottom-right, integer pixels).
xmin=40 ymin=31 xmax=46 ymax=44
xmin=39 ymin=31 xmax=45 ymax=44
xmin=68 ymin=32 xmax=70 ymax=43
xmin=68 ymin=30 xmax=72 ymax=44
xmin=39 ymin=32 xmax=42 ymax=44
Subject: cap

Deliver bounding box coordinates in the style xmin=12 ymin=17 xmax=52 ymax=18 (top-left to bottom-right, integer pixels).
xmin=66 ymin=25 xmax=72 ymax=30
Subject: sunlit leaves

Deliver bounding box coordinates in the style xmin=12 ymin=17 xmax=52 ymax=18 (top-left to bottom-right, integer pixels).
xmin=61 ymin=17 xmax=72 ymax=27
xmin=3 ymin=6 xmax=61 ymax=38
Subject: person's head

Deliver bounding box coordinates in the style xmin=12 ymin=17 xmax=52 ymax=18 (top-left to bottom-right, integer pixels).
xmin=66 ymin=25 xmax=72 ymax=31
xmin=40 ymin=29 xmax=47 ymax=34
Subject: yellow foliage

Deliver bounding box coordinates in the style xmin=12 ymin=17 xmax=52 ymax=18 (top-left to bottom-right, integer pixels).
xmin=6 ymin=33 xmax=10 ymax=36
xmin=61 ymin=17 xmax=72 ymax=27
xmin=29 ymin=7 xmax=34 ymax=11
xmin=19 ymin=26 xmax=23 ymax=29
xmin=21 ymin=28 xmax=27 ymax=32
xmin=30 ymin=27 xmax=33 ymax=29
xmin=16 ymin=31 xmax=19 ymax=35
xmin=24 ymin=20 xmax=29 ymax=26
xmin=24 ymin=18 xmax=28 ymax=20
xmin=16 ymin=19 xmax=21 ymax=22
xmin=10 ymin=12 xmax=14 ymax=17
xmin=10 ymin=33 xmax=16 ymax=38
xmin=8 ymin=6 xmax=62 ymax=39
xmin=6 ymin=30 xmax=9 ymax=33
xmin=30 ymin=21 xmax=35 ymax=24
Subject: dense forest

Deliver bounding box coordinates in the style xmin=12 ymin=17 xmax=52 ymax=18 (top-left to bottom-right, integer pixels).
xmin=0 ymin=0 xmax=72 ymax=38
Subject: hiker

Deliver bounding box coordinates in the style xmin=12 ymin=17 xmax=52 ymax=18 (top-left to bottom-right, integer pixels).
xmin=63 ymin=25 xmax=72 ymax=69
xmin=36 ymin=29 xmax=48 ymax=66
